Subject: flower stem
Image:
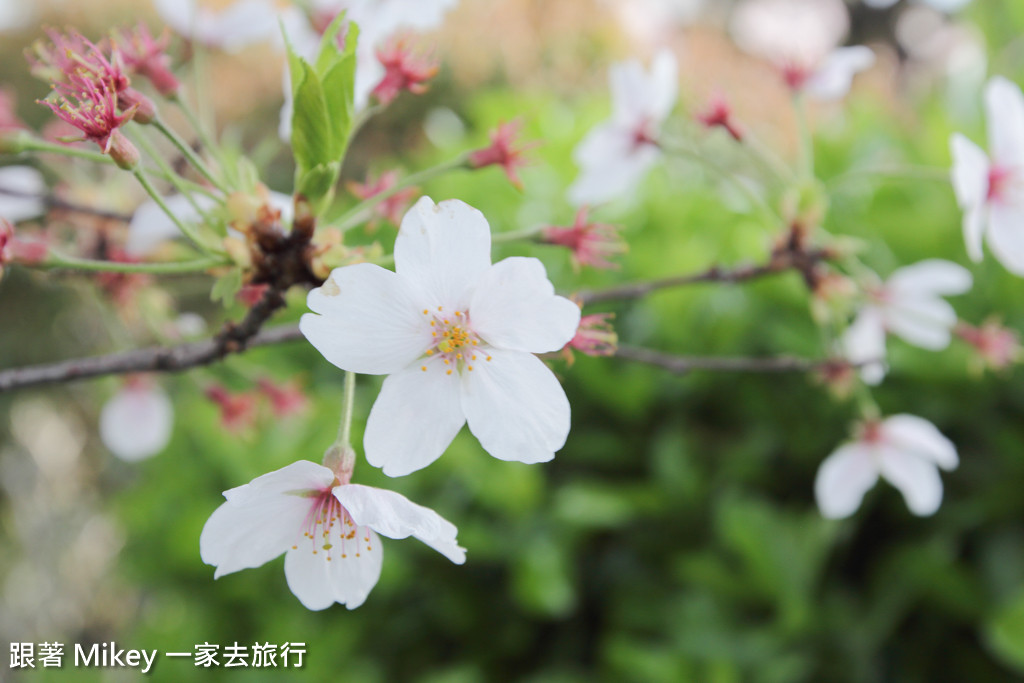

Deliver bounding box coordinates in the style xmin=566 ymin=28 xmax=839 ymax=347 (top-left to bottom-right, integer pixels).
xmin=132 ymin=168 xmax=219 ymax=256
xmin=493 ymin=225 xmax=544 ymax=243
xmin=151 ymin=117 xmax=229 ymax=194
xmin=15 ymin=136 xmax=114 ymax=165
xmin=171 ymin=93 xmax=223 ymax=166
xmin=793 ymin=95 xmax=815 ymax=180
xmin=38 ymin=252 xmax=228 ymax=274
xmin=336 ymin=154 xmax=469 ymax=231
xmin=337 ymin=370 xmax=357 ymax=449
xmin=826 ymin=165 xmax=951 ymax=191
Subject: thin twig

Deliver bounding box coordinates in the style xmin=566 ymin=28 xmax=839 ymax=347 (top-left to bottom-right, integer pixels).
xmin=614 ymin=345 xmax=847 ymax=374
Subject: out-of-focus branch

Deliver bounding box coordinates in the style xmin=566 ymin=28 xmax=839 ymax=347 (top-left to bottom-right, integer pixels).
xmin=0 ymin=321 xmax=303 ymax=392
xmin=614 ymin=345 xmax=850 ymax=374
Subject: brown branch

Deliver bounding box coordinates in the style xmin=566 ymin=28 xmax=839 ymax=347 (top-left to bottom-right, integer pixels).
xmin=576 ymin=226 xmax=831 ymax=306
xmin=614 ymin=345 xmax=850 ymax=375
xmin=0 ymin=323 xmax=303 ymax=392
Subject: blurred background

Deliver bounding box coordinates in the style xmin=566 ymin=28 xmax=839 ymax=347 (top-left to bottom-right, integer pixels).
xmin=3 ymin=0 xmax=1024 ymax=680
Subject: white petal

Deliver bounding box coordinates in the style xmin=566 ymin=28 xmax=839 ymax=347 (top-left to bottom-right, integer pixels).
xmin=814 ymin=443 xmax=879 ymax=519
xmin=986 ymin=76 xmax=1024 ymax=167
xmin=99 ymin=384 xmax=173 ymax=462
xmin=283 ymin=543 xmax=336 ymax=610
xmin=154 ymin=0 xmax=197 ymax=37
xmin=884 ymin=296 xmax=958 ymax=350
xmin=804 ymin=46 xmax=875 ymax=101
xmin=325 ymin=527 xmax=383 ymax=609
xmin=0 ymin=166 xmax=45 ymax=223
xmin=300 ymin=264 xmax=431 ymax=374
xmin=461 ymin=349 xmax=570 ymax=464
xmin=843 ymin=306 xmax=888 ymax=385
xmin=610 ymin=50 xmax=678 ymax=124
xmin=335 ymin=484 xmax=466 ymax=564
xmin=986 ymin=202 xmax=1024 ymax=275
xmin=207 ymin=0 xmax=280 ymax=51
xmin=568 ymin=124 xmax=660 ymax=206
xmin=470 ymin=257 xmax=581 ymax=354
xmin=949 ymin=134 xmax=990 ymax=243
xmin=648 ymin=48 xmax=680 ymax=121
xmin=886 ymin=259 xmax=973 ymax=297
xmin=364 ymin=357 xmax=466 ymax=477
xmin=394 ymin=197 xmax=493 ymax=310
xmin=126 ymin=194 xmax=217 ymax=256
xmin=881 ymin=414 xmax=959 ymax=470
xmin=200 ymin=462 xmax=333 ymax=579
xmin=877 ymin=447 xmax=945 ymax=516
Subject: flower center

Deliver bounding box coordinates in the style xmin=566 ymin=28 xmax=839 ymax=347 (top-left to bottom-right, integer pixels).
xmin=987 ymin=164 xmax=1016 ymax=203
xmin=292 ymin=488 xmax=372 ymax=562
xmin=419 ymin=307 xmax=492 ymax=376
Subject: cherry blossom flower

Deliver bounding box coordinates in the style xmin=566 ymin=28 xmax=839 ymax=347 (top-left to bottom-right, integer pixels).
xmin=731 ymin=0 xmax=873 ymax=100
xmin=842 ymin=260 xmax=972 ymax=384
xmin=200 ymin=459 xmax=465 ymax=610
xmin=815 ymin=414 xmax=959 ymax=518
xmin=562 ymin=313 xmax=618 ymax=363
xmin=567 ymin=49 xmax=677 ymax=206
xmin=696 ymin=94 xmax=743 ymax=141
xmin=0 ymin=166 xmax=46 ymax=223
xmin=153 ymin=0 xmax=282 ymax=52
xmin=954 ymin=319 xmax=1022 ymax=371
xmin=541 ymin=208 xmax=626 ymax=270
xmin=301 ymin=197 xmax=580 ymax=477
xmin=41 ymin=77 xmax=140 ymax=168
xmin=468 ymin=120 xmax=533 ymax=190
xmin=950 ymin=76 xmax=1024 ymax=275
xmin=99 ymin=379 xmax=174 ymax=462
xmin=347 ymin=170 xmax=419 ymax=228
xmin=205 ymin=385 xmax=258 ymax=432
xmin=116 ymin=23 xmax=180 ymax=97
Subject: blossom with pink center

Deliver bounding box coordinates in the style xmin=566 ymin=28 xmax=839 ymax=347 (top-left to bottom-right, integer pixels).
xmin=842 ymin=259 xmax=972 ymax=384
xmin=696 ymin=94 xmax=743 ymax=141
xmin=815 ymin=414 xmax=959 ymax=518
xmin=567 ymin=49 xmax=677 ymax=206
xmin=371 ymin=38 xmax=438 ymax=105
xmin=301 ymin=197 xmax=581 ymax=477
xmin=563 ymin=313 xmax=618 ymax=361
xmin=347 ymin=170 xmax=419 ymax=228
xmin=730 ymin=0 xmax=873 ymax=100
xmin=200 ymin=459 xmax=465 ymax=610
xmin=541 ymin=208 xmax=626 ymax=270
xmin=0 ymin=166 xmax=46 ymax=223
xmin=950 ymin=77 xmax=1024 ymax=275
xmin=99 ymin=378 xmax=174 ymax=462
xmin=954 ymin=319 xmax=1022 ymax=371
xmin=153 ymin=0 xmax=283 ymax=52
xmin=468 ymin=120 xmax=534 ymax=190
xmin=116 ymin=23 xmax=180 ymax=97
xmin=205 ymin=385 xmax=258 ymax=432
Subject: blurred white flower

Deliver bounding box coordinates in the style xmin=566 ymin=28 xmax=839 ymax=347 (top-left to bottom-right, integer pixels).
xmin=125 ymin=191 xmax=292 ymax=256
xmin=950 ymin=76 xmax=1024 ymax=275
xmin=153 ymin=0 xmax=283 ymax=51
xmin=567 ymin=49 xmax=678 ymax=206
xmin=99 ymin=381 xmax=173 ymax=462
xmin=843 ymin=260 xmax=972 ymax=384
xmin=0 ymin=166 xmax=45 ymax=223
xmin=815 ymin=414 xmax=958 ymax=518
xmin=865 ymin=0 xmax=972 ymax=12
xmin=301 ymin=197 xmax=580 ymax=477
xmin=200 ymin=460 xmax=465 ymax=610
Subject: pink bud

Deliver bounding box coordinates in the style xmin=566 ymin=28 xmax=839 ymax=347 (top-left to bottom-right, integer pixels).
xmin=371 ymin=38 xmax=439 ymax=106
xmin=696 ymin=94 xmax=743 ymax=142
xmin=205 ymin=385 xmax=258 ymax=432
xmin=541 ymin=208 xmax=626 ymax=270
xmin=468 ymin=120 xmax=535 ymax=189
xmin=257 ymin=379 xmax=308 ymax=418
xmin=564 ymin=313 xmax=618 ymax=362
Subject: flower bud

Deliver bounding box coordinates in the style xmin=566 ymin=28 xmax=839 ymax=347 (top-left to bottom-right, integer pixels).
xmin=106 ymin=129 xmax=140 ymax=170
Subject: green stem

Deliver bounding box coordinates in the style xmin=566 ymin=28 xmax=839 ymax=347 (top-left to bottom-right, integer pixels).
xmin=172 ymin=93 xmax=222 ymax=166
xmin=134 ymin=132 xmax=218 ymax=219
xmin=132 ymin=169 xmax=220 ymax=256
xmin=493 ymin=225 xmax=544 ymax=243
xmin=742 ymin=129 xmax=795 ymax=184
xmin=826 ymin=165 xmax=951 ymax=191
xmin=151 ymin=117 xmax=229 ymax=193
xmin=793 ymin=95 xmax=815 ymax=180
xmin=39 ymin=252 xmax=227 ymax=274
xmin=336 ymin=154 xmax=469 ymax=231
xmin=337 ymin=370 xmax=357 ymax=450
xmin=15 ymin=136 xmax=114 ymax=165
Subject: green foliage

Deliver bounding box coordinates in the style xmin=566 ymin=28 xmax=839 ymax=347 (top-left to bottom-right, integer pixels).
xmin=285 ymin=14 xmax=359 ymax=213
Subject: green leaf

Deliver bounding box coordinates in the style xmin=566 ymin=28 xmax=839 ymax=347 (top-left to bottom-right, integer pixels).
xmin=210 ymin=269 xmax=242 ymax=306
xmin=296 ymin=162 xmax=341 ymax=214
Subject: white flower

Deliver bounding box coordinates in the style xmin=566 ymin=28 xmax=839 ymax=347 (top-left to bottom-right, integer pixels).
xmin=200 ymin=460 xmax=465 ymax=610
xmin=865 ymin=0 xmax=972 ymax=12
xmin=99 ymin=381 xmax=174 ymax=462
xmin=153 ymin=0 xmax=282 ymax=51
xmin=567 ymin=49 xmax=678 ymax=206
xmin=842 ymin=259 xmax=972 ymax=384
xmin=815 ymin=414 xmax=959 ymax=518
xmin=125 ymin=191 xmax=292 ymax=256
xmin=0 ymin=166 xmax=45 ymax=223
xmin=301 ymin=197 xmax=581 ymax=477
xmin=798 ymin=46 xmax=876 ymax=101
xmin=950 ymin=76 xmax=1024 ymax=275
